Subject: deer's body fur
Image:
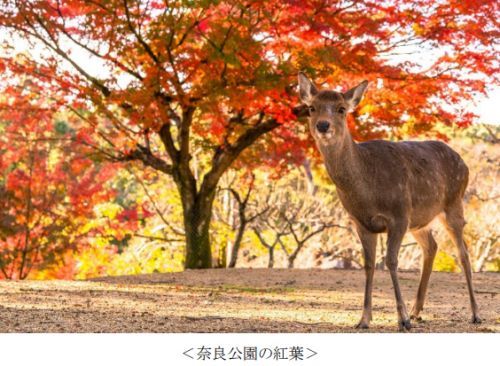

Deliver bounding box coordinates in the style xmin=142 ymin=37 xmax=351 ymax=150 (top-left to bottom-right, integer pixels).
xmin=321 ymin=138 xmax=468 ymax=232
xmin=298 ymin=73 xmax=480 ymax=331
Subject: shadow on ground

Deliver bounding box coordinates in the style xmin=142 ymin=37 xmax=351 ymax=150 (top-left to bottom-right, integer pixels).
xmin=0 ymin=269 xmax=498 ymax=332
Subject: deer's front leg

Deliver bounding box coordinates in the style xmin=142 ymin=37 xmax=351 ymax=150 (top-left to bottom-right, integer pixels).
xmin=386 ymin=221 xmax=411 ymax=331
xmin=355 ymin=226 xmax=377 ymax=329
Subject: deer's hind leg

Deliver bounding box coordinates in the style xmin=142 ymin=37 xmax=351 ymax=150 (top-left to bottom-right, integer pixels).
xmin=410 ymin=228 xmax=438 ymax=321
xmin=385 ymin=220 xmax=411 ymax=331
xmin=441 ymin=202 xmax=481 ymax=323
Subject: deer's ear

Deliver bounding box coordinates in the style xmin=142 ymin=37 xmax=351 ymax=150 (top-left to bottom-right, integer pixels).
xmin=298 ymin=72 xmax=318 ymax=105
xmin=343 ymin=80 xmax=368 ymax=111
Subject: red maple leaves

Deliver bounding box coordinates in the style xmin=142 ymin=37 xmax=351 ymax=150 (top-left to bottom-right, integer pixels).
xmin=0 ymin=0 xmax=497 ymax=271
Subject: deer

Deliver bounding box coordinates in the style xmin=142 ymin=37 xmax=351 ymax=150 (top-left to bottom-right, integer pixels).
xmin=297 ymin=72 xmax=481 ymax=331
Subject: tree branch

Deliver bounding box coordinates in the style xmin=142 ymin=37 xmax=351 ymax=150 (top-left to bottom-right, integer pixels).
xmin=200 ymin=117 xmax=280 ymax=195
xmin=123 ymin=0 xmax=161 ymax=65
xmin=119 ymin=144 xmax=173 ymax=175
xmin=159 ymin=123 xmax=180 ymax=163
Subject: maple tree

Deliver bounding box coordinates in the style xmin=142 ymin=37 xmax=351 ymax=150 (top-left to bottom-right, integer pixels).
xmin=0 ymin=84 xmax=119 ymax=279
xmin=0 ymin=84 xmax=152 ymax=279
xmin=0 ymin=0 xmax=497 ymax=269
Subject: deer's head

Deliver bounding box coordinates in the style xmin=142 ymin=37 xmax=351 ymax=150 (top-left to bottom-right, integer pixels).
xmin=298 ymin=72 xmax=368 ymax=145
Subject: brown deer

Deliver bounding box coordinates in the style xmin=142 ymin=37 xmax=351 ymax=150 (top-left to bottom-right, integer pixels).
xmin=298 ymin=72 xmax=481 ymax=331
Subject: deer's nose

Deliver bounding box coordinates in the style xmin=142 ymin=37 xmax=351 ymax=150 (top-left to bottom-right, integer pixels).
xmin=316 ymin=120 xmax=330 ymax=133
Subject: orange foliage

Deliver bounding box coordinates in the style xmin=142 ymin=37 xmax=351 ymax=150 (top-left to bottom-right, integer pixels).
xmin=0 ymin=0 xmax=497 ymax=271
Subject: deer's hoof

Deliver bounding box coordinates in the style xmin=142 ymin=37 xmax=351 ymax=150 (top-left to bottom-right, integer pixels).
xmin=410 ymin=314 xmax=423 ymax=323
xmin=471 ymin=315 xmax=482 ymax=324
xmin=398 ymin=319 xmax=412 ymax=332
xmin=355 ymin=321 xmax=369 ymax=330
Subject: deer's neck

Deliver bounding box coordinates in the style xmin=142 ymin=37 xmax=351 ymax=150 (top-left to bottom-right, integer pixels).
xmin=318 ymin=134 xmax=363 ymax=192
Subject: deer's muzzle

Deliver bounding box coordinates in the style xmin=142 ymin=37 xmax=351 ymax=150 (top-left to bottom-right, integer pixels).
xmin=316 ymin=120 xmax=330 ymax=133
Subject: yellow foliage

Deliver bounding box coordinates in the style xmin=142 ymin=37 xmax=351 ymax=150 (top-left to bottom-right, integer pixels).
xmin=484 ymin=258 xmax=500 ymax=272
xmin=94 ymin=202 xmax=122 ymax=220
xmin=74 ymin=246 xmax=115 ymax=279
xmin=47 ymin=149 xmax=60 ymax=172
xmin=433 ymin=251 xmax=458 ymax=273
xmin=412 ymin=23 xmax=425 ymax=36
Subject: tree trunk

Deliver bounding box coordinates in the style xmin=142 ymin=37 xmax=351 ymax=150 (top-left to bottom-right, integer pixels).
xmin=268 ymin=247 xmax=274 ymax=268
xmin=228 ymin=220 xmax=246 ymax=268
xmin=183 ymin=213 xmax=212 ymax=269
xmin=287 ymin=256 xmax=295 ymax=269
xmin=181 ymin=189 xmax=215 ymax=269
xmin=155 ymin=111 xmax=279 ymax=270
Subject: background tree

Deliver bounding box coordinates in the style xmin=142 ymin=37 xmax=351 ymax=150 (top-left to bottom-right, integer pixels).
xmin=0 ymin=0 xmax=498 ymax=269
xmin=252 ymin=229 xmax=287 ymax=269
xmin=453 ymin=127 xmax=499 ymax=272
xmin=277 ymin=190 xmax=346 ymax=269
xmin=214 ymin=172 xmax=270 ymax=267
xmin=0 ymin=85 xmax=118 ymax=279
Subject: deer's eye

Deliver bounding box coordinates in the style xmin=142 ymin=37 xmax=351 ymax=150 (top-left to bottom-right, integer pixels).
xmin=308 ymin=105 xmax=316 ymax=113
xmin=338 ymin=106 xmax=346 ymax=114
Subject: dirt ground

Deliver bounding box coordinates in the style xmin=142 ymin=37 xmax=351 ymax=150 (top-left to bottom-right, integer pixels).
xmin=0 ymin=269 xmax=498 ymax=333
